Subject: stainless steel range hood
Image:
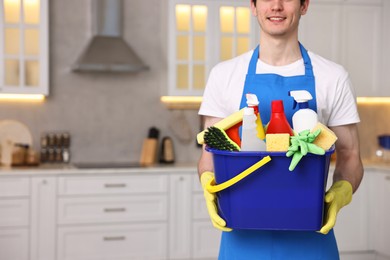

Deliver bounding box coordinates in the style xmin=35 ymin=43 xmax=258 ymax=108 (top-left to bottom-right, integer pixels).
xmin=72 ymin=0 xmax=148 ymax=72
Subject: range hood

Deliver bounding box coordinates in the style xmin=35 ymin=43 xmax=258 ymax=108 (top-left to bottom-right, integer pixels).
xmin=72 ymin=0 xmax=148 ymax=72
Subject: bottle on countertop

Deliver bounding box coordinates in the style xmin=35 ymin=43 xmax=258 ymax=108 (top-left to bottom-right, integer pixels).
xmin=266 ymin=100 xmax=294 ymax=136
xmin=289 ymin=90 xmax=318 ymax=134
xmin=241 ymin=107 xmax=267 ymax=151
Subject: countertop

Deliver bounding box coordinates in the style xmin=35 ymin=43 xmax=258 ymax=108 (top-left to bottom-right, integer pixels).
xmin=0 ymin=160 xmax=389 ymax=177
xmin=0 ymin=162 xmax=198 ymax=177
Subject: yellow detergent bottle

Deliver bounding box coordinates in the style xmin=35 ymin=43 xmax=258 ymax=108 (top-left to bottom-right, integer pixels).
xmin=246 ymin=93 xmax=265 ymax=140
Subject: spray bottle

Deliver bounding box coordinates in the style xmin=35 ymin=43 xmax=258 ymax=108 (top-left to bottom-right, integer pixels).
xmin=241 ymin=107 xmax=267 ymax=151
xmin=289 ymin=90 xmax=318 ymax=134
xmin=246 ymin=93 xmax=266 ymax=140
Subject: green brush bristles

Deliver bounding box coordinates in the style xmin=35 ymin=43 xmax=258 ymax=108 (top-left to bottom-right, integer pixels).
xmin=204 ymin=126 xmax=240 ymax=151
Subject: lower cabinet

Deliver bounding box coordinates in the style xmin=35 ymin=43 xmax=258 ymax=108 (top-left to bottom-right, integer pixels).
xmin=1 ymin=167 xmax=389 ymax=260
xmin=169 ymin=174 xmax=221 ymax=260
xmin=0 ymin=176 xmax=30 ymax=260
xmin=57 ymin=224 xmax=168 ymax=260
xmin=56 ymin=174 xmax=169 ymax=260
xmin=0 ymin=228 xmax=29 ymax=260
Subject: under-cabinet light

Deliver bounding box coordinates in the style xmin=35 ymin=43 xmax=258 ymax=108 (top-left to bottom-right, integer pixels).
xmin=357 ymin=97 xmax=390 ymax=104
xmin=0 ymin=94 xmax=45 ymax=102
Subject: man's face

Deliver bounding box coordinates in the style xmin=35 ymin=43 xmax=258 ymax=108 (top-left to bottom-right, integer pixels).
xmin=251 ymin=0 xmax=309 ymax=39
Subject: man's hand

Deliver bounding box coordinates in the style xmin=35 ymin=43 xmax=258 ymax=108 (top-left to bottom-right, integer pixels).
xmin=319 ymin=180 xmax=353 ymax=234
xmin=200 ymin=171 xmax=232 ymax=232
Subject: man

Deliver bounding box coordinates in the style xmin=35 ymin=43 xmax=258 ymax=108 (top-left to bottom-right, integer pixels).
xmin=198 ymin=0 xmax=364 ymax=259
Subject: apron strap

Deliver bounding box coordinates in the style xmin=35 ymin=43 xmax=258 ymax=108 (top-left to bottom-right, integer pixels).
xmin=247 ymin=43 xmax=314 ymax=77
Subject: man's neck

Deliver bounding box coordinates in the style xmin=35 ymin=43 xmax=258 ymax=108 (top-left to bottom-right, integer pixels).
xmin=258 ymin=37 xmax=302 ymax=66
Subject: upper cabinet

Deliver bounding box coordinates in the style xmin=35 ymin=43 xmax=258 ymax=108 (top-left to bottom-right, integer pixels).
xmin=168 ymin=0 xmax=258 ymax=96
xmin=0 ymin=0 xmax=48 ymax=96
xmin=299 ymin=0 xmax=390 ymax=97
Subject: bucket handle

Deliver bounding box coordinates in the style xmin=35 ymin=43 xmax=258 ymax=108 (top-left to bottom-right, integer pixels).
xmin=207 ymin=156 xmax=272 ymax=193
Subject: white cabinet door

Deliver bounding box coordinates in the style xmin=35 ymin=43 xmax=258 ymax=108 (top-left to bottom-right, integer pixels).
xmin=0 ymin=0 xmax=49 ymax=96
xmin=341 ymin=4 xmax=383 ymax=97
xmin=300 ymin=0 xmax=387 ymax=97
xmin=30 ymin=177 xmax=56 ymax=260
xmin=334 ymin=174 xmax=369 ymax=252
xmin=191 ymin=175 xmax=221 ymax=259
xmin=169 ymin=174 xmax=192 ymax=259
xmin=371 ymin=170 xmax=390 ymax=258
xmin=0 ymin=228 xmax=29 ymax=260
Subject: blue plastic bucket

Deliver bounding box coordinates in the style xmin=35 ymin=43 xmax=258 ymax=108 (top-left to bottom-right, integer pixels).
xmin=207 ymin=147 xmax=334 ymax=231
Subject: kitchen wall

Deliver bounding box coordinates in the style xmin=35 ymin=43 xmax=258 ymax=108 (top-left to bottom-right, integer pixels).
xmin=358 ymin=104 xmax=390 ymax=161
xmin=0 ymin=0 xmax=387 ymax=165
xmin=0 ymin=0 xmax=203 ymax=164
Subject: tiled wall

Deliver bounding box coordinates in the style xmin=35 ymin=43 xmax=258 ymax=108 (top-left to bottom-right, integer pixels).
xmin=357 ymin=104 xmax=390 ymax=161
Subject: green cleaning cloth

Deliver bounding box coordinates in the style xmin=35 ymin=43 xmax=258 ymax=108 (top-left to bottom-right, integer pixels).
xmin=286 ymin=129 xmax=325 ymax=171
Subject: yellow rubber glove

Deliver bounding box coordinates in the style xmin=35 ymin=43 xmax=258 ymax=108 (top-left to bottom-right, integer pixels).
xmin=319 ymin=180 xmax=353 ymax=235
xmin=200 ymin=171 xmax=232 ymax=232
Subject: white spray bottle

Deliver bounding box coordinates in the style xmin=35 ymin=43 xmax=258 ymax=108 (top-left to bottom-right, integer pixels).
xmin=289 ymin=90 xmax=318 ymax=134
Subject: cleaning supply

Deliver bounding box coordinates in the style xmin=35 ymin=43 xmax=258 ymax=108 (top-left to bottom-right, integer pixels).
xmin=225 ymin=122 xmax=241 ymax=148
xmin=286 ymin=129 xmax=325 ymax=171
xmin=265 ymin=133 xmax=290 ymax=152
xmin=266 ymin=100 xmax=294 ymax=136
xmin=197 ymin=108 xmax=244 ymax=145
xmin=311 ymin=122 xmax=338 ymax=150
xmin=289 ymin=90 xmax=318 ymax=133
xmin=319 ymin=180 xmax=353 ymax=235
xmin=241 ymin=107 xmax=266 ymax=151
xmin=246 ymin=93 xmax=265 ymax=140
xmin=204 ymin=126 xmax=240 ymax=152
xmin=200 ymin=171 xmax=232 ymax=232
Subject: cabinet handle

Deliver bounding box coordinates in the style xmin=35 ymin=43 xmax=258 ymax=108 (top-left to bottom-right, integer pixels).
xmin=104 ymin=183 xmax=127 ymax=188
xmin=104 ymin=208 xmax=126 ymax=213
xmin=103 ymin=236 xmax=126 ymax=241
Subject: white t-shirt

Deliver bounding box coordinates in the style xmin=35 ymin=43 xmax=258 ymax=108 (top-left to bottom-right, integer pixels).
xmin=199 ymin=49 xmax=360 ymax=127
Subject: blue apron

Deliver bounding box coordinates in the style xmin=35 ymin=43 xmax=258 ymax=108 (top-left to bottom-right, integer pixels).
xmin=218 ymin=43 xmax=339 ymax=260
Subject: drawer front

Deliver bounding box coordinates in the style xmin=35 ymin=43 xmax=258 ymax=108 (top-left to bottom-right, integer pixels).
xmin=0 ymin=199 xmax=29 ymax=227
xmin=0 ymin=177 xmax=30 ymax=197
xmin=0 ymin=228 xmax=29 ymax=260
xmin=58 ymin=195 xmax=168 ymax=224
xmin=57 ymin=224 xmax=167 ymax=260
xmin=58 ymin=175 xmax=167 ymax=195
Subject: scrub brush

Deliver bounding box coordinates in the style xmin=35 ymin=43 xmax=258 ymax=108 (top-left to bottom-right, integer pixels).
xmin=204 ymin=126 xmax=240 ymax=152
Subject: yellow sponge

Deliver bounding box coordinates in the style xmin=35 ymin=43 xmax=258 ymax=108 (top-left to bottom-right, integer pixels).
xmin=266 ymin=134 xmax=290 ymax=152
xmin=311 ymin=123 xmax=338 ymax=150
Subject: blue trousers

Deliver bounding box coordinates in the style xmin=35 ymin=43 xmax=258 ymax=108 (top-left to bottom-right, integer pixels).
xmin=219 ymin=229 xmax=339 ymax=260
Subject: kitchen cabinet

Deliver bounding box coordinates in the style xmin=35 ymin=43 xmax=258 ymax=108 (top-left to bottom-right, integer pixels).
xmin=2 ymin=166 xmax=389 ymax=260
xmin=56 ymin=174 xmax=169 ymax=260
xmin=0 ymin=176 xmax=30 ymax=260
xmin=168 ymin=0 xmax=258 ymax=96
xmin=0 ymin=0 xmax=49 ymax=96
xmin=191 ymin=174 xmax=221 ymax=259
xmin=169 ymin=173 xmax=221 ymax=259
xmin=368 ymin=169 xmax=390 ymax=259
xmin=333 ymin=171 xmax=369 ymax=253
xmin=30 ymin=177 xmax=56 ymax=260
xmin=299 ymin=0 xmax=390 ymax=97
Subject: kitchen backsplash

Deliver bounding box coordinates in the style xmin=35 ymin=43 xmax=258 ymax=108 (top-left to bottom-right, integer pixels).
xmin=357 ymin=103 xmax=390 ymax=161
